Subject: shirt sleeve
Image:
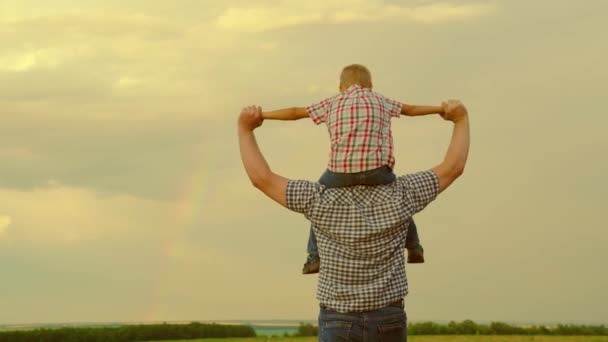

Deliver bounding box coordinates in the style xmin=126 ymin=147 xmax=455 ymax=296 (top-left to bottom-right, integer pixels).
xmin=286 ymin=180 xmax=322 ymax=216
xmin=305 ymin=97 xmax=330 ymax=125
xmin=384 ymin=96 xmax=403 ymax=118
xmin=396 ymin=170 xmax=439 ymax=215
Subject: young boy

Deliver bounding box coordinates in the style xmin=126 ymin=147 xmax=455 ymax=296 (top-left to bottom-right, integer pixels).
xmin=262 ymin=64 xmax=445 ymax=274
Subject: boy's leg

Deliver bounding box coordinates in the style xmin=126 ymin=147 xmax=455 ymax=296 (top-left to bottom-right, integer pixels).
xmin=306 ymin=225 xmax=318 ymax=256
xmin=302 ymin=169 xmax=346 ymax=275
xmin=303 ymin=167 xmax=397 ymax=274
xmin=303 ymin=224 xmax=321 ymax=274
xmin=405 ymin=218 xmax=420 ymax=249
xmin=406 ymin=218 xmax=425 ymax=264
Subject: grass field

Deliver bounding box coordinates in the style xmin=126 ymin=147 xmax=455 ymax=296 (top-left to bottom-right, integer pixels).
xmin=155 ymin=337 xmax=608 ymax=342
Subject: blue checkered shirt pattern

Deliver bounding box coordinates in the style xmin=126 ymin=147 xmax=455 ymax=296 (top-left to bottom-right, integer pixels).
xmin=287 ymin=170 xmax=439 ymax=313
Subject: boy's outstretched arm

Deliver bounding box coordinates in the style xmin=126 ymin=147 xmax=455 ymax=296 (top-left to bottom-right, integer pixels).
xmin=262 ymin=107 xmax=308 ymax=120
xmin=401 ymin=103 xmax=445 ymax=117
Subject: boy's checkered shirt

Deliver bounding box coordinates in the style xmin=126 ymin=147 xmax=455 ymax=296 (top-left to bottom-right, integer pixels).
xmin=306 ymin=85 xmax=402 ymax=173
xmin=287 ymin=170 xmax=439 ymax=313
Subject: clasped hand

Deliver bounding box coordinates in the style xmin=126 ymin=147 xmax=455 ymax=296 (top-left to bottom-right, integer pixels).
xmin=238 ymin=105 xmax=264 ymax=131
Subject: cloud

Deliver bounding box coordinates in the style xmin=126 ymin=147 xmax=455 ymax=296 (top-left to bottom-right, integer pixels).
xmin=0 ymin=12 xmax=182 ymax=41
xmin=0 ymin=147 xmax=40 ymax=161
xmin=0 ymin=12 xmax=182 ymax=73
xmin=0 ymin=215 xmax=11 ymax=236
xmin=0 ymin=182 xmax=176 ymax=243
xmin=0 ymin=11 xmax=264 ymax=121
xmin=216 ymin=7 xmax=322 ymax=32
xmin=0 ymin=13 xmax=185 ymax=79
xmin=215 ymin=1 xmax=496 ymax=32
xmin=0 ymin=48 xmax=66 ymax=72
xmin=383 ymin=2 xmax=495 ymax=23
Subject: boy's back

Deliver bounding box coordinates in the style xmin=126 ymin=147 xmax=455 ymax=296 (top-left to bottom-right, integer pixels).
xmin=307 ymin=85 xmax=402 ymax=173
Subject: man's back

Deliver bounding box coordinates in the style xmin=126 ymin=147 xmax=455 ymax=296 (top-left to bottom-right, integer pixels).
xmin=287 ymin=170 xmax=439 ymax=312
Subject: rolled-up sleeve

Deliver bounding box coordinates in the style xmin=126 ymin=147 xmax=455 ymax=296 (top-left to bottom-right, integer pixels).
xmin=396 ymin=170 xmax=439 ymax=215
xmin=306 ymin=98 xmax=330 ymax=124
xmin=286 ymin=180 xmax=322 ymax=216
xmin=384 ymin=96 xmax=403 ymax=118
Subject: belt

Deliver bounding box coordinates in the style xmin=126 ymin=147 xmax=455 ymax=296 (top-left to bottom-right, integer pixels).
xmin=320 ymin=299 xmax=404 ymax=311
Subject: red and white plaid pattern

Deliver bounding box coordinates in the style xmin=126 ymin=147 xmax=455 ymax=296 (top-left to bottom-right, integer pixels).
xmin=306 ymin=85 xmax=402 ymax=173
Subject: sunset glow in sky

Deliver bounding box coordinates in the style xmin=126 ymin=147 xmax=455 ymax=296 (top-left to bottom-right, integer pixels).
xmin=1 ymin=0 xmax=606 ymax=325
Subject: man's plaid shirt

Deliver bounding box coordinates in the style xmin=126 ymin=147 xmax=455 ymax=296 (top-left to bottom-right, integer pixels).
xmin=287 ymin=170 xmax=439 ymax=313
xmin=306 ymin=85 xmax=402 ymax=173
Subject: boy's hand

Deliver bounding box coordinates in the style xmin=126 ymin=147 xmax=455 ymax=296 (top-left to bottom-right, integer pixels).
xmin=441 ymin=100 xmax=468 ymax=123
xmin=441 ymin=101 xmax=449 ymax=118
xmin=238 ymin=106 xmax=264 ymax=132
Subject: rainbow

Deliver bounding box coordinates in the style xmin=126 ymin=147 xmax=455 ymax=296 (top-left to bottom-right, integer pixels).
xmin=145 ymin=145 xmax=213 ymax=320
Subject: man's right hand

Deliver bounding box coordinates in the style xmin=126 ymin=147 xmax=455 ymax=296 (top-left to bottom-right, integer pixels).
xmin=441 ymin=100 xmax=468 ymax=123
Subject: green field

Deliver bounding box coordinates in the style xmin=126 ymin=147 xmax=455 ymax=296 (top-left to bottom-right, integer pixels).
xmin=155 ymin=337 xmax=608 ymax=342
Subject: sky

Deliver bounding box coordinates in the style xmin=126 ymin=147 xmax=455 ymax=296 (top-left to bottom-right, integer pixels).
xmin=1 ymin=0 xmax=607 ymax=325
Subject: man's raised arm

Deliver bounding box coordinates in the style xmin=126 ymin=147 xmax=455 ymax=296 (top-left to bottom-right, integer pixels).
xmin=238 ymin=106 xmax=289 ymax=207
xmin=432 ymin=100 xmax=471 ymax=193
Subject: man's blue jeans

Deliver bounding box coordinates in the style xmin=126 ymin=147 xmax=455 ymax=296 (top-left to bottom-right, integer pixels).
xmin=307 ymin=166 xmax=421 ymax=258
xmin=318 ymin=305 xmax=407 ymax=342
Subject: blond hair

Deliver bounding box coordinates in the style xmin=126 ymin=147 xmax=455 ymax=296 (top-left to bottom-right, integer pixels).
xmin=340 ymin=64 xmax=372 ymax=89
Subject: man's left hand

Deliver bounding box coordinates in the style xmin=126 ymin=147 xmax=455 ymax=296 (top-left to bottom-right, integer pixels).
xmin=238 ymin=105 xmax=264 ymax=131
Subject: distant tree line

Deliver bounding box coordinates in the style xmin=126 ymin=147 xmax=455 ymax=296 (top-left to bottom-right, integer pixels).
xmin=409 ymin=320 xmax=607 ymax=335
xmin=296 ymin=322 xmax=319 ymax=336
xmin=296 ymin=320 xmax=608 ymax=337
xmin=0 ymin=322 xmax=255 ymax=342
xmin=3 ymin=320 xmax=606 ymax=341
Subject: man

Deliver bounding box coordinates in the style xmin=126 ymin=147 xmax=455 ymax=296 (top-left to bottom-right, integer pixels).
xmin=238 ymin=100 xmax=470 ymax=341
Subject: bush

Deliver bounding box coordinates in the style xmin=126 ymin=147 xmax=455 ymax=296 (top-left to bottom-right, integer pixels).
xmin=0 ymin=322 xmax=256 ymax=342
xmin=296 ymin=323 xmax=319 ymax=337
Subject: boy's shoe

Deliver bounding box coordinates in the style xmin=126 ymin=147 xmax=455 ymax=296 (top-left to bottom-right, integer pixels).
xmin=302 ymin=256 xmax=320 ymax=274
xmin=407 ymin=245 xmax=425 ymax=264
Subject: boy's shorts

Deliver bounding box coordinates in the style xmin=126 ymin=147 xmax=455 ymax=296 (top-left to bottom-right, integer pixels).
xmin=319 ymin=165 xmax=396 ymax=188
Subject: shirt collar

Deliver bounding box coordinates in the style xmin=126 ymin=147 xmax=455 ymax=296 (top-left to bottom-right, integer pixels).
xmin=347 ymin=84 xmax=364 ymax=92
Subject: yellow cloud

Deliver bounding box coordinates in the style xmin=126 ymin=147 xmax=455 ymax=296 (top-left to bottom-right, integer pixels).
xmin=0 ymin=182 xmax=175 ymax=243
xmin=1 ymin=12 xmax=181 ymax=40
xmin=0 ymin=48 xmax=67 ymax=72
xmin=0 ymin=12 xmax=183 ymax=73
xmin=215 ymin=7 xmax=322 ymax=33
xmin=384 ymin=3 xmax=495 ymax=23
xmin=0 ymin=147 xmax=40 ymax=161
xmin=215 ymin=1 xmax=496 ymax=32
xmin=0 ymin=215 xmax=11 ymax=236
xmin=113 ymin=76 xmax=142 ymax=89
